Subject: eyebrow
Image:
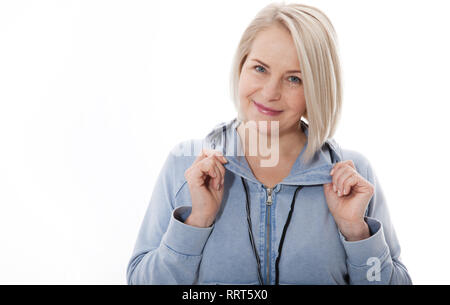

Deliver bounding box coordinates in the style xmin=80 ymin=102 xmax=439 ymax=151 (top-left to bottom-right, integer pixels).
xmin=250 ymin=58 xmax=302 ymax=74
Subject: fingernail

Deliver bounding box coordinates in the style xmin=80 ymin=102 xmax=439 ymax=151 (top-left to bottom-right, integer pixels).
xmin=337 ymin=190 xmax=341 ymax=196
xmin=217 ymin=183 xmax=221 ymax=191
xmin=330 ymin=169 xmax=334 ymax=175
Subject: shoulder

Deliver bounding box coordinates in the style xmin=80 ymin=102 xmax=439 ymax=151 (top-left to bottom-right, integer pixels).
xmin=340 ymin=147 xmax=374 ymax=182
xmin=170 ymin=118 xmax=236 ymax=156
xmin=163 ymin=133 xmax=216 ymax=197
xmin=162 ymin=118 xmax=236 ymax=197
xmin=327 ymin=137 xmax=372 ymax=179
xmin=165 ymin=139 xmax=201 ymax=176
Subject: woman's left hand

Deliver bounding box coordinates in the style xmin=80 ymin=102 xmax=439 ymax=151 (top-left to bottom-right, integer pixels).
xmin=323 ymin=160 xmax=375 ymax=241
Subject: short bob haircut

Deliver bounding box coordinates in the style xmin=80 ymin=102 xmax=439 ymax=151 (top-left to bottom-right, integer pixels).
xmin=229 ymin=2 xmax=343 ymax=165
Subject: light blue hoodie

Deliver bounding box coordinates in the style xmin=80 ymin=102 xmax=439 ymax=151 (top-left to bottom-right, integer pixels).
xmin=126 ymin=118 xmax=412 ymax=285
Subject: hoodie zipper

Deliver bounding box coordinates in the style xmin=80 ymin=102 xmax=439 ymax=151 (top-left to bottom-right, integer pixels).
xmin=265 ymin=187 xmax=273 ymax=285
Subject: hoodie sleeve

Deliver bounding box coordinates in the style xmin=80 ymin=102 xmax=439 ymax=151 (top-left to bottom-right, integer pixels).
xmin=337 ymin=157 xmax=413 ymax=285
xmin=126 ymin=143 xmax=214 ymax=285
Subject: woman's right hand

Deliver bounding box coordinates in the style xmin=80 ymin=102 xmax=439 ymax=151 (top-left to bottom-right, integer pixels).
xmin=184 ymin=148 xmax=228 ymax=228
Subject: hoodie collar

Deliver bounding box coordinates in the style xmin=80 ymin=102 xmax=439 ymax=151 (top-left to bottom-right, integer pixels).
xmin=203 ymin=118 xmax=343 ymax=187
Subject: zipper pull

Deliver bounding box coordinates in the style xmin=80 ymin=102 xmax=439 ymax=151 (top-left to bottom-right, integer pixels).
xmin=266 ymin=188 xmax=273 ymax=205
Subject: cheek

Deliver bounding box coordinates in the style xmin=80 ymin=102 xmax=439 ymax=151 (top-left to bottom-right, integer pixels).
xmin=238 ymin=72 xmax=259 ymax=113
xmin=286 ymin=90 xmax=306 ymax=113
xmin=238 ymin=71 xmax=258 ymax=96
xmin=294 ymin=88 xmax=306 ymax=107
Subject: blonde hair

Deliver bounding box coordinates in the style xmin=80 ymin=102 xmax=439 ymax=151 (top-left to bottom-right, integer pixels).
xmin=229 ymin=1 xmax=343 ymax=164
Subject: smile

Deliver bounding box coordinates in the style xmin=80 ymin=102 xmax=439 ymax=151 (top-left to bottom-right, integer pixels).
xmin=252 ymin=100 xmax=283 ymax=116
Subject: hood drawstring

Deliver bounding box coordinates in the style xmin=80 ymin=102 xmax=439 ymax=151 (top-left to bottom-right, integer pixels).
xmin=242 ymin=176 xmax=303 ymax=285
xmin=241 ymin=177 xmax=263 ymax=285
xmin=228 ymin=121 xmax=337 ymax=285
xmin=274 ymin=184 xmax=303 ymax=285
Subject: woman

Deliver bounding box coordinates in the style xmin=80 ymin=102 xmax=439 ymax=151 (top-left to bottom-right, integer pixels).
xmin=127 ymin=2 xmax=412 ymax=285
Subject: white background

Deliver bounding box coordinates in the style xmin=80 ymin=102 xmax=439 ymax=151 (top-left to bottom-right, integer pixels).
xmin=0 ymin=0 xmax=448 ymax=284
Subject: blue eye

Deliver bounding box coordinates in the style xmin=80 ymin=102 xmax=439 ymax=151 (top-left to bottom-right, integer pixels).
xmin=288 ymin=76 xmax=302 ymax=84
xmin=254 ymin=65 xmax=302 ymax=84
xmin=255 ymin=65 xmax=266 ymax=73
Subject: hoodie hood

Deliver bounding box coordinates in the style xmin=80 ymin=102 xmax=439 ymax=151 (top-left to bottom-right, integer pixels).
xmin=203 ymin=117 xmax=343 ymax=186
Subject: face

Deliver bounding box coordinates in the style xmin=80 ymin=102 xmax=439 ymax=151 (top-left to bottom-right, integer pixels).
xmin=238 ymin=23 xmax=306 ymax=136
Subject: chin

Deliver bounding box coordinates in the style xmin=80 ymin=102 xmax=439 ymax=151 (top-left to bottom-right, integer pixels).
xmin=241 ymin=114 xmax=281 ymax=136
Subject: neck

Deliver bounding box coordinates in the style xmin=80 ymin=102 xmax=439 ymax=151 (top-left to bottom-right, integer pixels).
xmin=237 ymin=120 xmax=306 ymax=160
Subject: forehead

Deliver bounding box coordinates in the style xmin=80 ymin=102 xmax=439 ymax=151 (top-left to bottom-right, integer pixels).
xmin=249 ymin=25 xmax=300 ymax=69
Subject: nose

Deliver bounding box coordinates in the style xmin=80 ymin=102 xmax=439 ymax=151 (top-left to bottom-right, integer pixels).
xmin=260 ymin=77 xmax=282 ymax=101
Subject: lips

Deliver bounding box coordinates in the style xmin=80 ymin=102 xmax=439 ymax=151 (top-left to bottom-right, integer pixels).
xmin=252 ymin=100 xmax=283 ymax=116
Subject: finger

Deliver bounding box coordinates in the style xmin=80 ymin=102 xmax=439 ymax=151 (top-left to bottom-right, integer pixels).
xmin=344 ymin=160 xmax=356 ymax=171
xmin=329 ymin=161 xmax=343 ymax=176
xmin=330 ymin=160 xmax=355 ymax=175
xmin=200 ymin=157 xmax=223 ymax=190
xmin=213 ymin=155 xmax=226 ymax=184
xmin=193 ymin=148 xmax=209 ymax=165
xmin=212 ymin=159 xmax=222 ymax=190
xmin=219 ymin=164 xmax=225 ymax=185
xmin=332 ymin=166 xmax=354 ymax=196
xmin=212 ymin=156 xmax=227 ymax=189
xmin=220 ymin=155 xmax=228 ymax=164
xmin=196 ymin=148 xmax=228 ymax=165
xmin=187 ymin=151 xmax=224 ymax=187
xmin=198 ymin=158 xmax=218 ymax=180
xmin=346 ymin=172 xmax=374 ymax=195
xmin=330 ymin=162 xmax=345 ymax=191
xmin=206 ymin=154 xmax=225 ymax=183
xmin=185 ymin=164 xmax=214 ymax=187
xmin=210 ymin=150 xmax=227 ymax=164
xmin=341 ymin=171 xmax=359 ymax=196
xmin=335 ymin=169 xmax=355 ymax=196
